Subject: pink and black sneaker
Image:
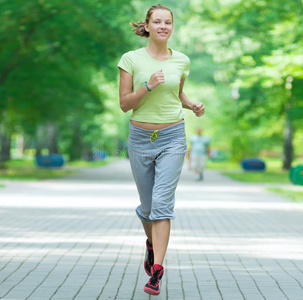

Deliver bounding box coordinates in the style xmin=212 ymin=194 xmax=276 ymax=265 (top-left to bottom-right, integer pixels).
xmin=143 ymin=264 xmax=164 ymax=296
xmin=144 ymin=239 xmax=154 ymax=276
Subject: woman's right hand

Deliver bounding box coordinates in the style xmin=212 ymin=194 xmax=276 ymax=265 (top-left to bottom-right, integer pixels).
xmin=147 ymin=70 xmax=165 ymax=90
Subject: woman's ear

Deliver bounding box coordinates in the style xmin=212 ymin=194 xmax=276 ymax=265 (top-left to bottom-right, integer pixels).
xmin=144 ymin=22 xmax=149 ymax=32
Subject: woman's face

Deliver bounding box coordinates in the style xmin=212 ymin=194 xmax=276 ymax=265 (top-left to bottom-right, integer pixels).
xmin=145 ymin=9 xmax=173 ymax=42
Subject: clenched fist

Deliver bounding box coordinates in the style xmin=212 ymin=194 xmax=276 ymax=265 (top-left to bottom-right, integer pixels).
xmin=192 ymin=102 xmax=205 ymax=117
xmin=147 ymin=70 xmax=165 ymax=90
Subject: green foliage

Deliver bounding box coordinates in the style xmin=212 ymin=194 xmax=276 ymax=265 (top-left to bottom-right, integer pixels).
xmin=180 ymin=0 xmax=303 ymax=164
xmin=1 ymin=0 xmax=303 ymax=166
xmin=0 ymin=0 xmax=134 ymax=160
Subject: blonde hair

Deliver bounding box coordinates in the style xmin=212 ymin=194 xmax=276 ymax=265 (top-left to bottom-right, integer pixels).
xmin=130 ymin=4 xmax=173 ymax=38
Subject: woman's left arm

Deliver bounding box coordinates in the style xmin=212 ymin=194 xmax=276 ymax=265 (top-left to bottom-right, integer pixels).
xmin=179 ymin=78 xmax=205 ymax=117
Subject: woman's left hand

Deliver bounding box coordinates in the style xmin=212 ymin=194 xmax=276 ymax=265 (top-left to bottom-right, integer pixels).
xmin=192 ymin=102 xmax=205 ymax=117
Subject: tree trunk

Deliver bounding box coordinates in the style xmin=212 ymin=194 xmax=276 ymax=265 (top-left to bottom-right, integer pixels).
xmin=282 ymin=117 xmax=293 ymax=170
xmin=68 ymin=121 xmax=83 ymax=161
xmin=0 ymin=129 xmax=12 ymax=163
xmin=47 ymin=122 xmax=58 ymax=154
xmin=35 ymin=125 xmax=45 ymax=157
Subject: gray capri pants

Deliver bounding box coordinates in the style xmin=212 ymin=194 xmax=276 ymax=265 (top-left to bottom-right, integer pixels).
xmin=128 ymin=120 xmax=187 ymax=223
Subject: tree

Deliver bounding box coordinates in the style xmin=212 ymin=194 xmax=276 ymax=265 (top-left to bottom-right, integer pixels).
xmin=181 ymin=0 xmax=303 ymax=166
xmin=0 ymin=0 xmax=134 ymax=161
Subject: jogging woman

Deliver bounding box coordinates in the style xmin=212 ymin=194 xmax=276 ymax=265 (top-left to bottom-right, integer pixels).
xmin=118 ymin=4 xmax=205 ymax=296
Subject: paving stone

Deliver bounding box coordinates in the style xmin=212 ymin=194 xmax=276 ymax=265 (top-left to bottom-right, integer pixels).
xmin=0 ymin=160 xmax=303 ymax=300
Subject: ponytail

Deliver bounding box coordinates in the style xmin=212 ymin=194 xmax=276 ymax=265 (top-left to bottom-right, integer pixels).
xmin=130 ymin=21 xmax=149 ymax=38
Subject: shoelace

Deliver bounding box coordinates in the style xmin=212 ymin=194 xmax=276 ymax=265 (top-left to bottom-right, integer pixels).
xmin=150 ymin=130 xmax=160 ymax=144
xmin=150 ymin=270 xmax=160 ymax=286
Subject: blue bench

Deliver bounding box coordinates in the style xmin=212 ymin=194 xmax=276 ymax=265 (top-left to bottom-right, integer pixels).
xmin=36 ymin=154 xmax=65 ymax=167
xmin=241 ymin=158 xmax=266 ymax=171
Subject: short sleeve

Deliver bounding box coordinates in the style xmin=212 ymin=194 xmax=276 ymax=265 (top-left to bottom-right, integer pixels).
xmin=204 ymin=136 xmax=210 ymax=146
xmin=182 ymin=56 xmax=190 ymax=78
xmin=117 ymin=52 xmax=133 ymax=76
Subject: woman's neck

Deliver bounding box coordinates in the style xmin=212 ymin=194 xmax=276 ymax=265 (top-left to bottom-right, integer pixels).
xmin=145 ymin=41 xmax=171 ymax=60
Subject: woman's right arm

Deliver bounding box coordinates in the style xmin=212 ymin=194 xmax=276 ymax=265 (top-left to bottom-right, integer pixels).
xmin=119 ymin=68 xmax=149 ymax=113
xmin=119 ymin=68 xmax=164 ymax=113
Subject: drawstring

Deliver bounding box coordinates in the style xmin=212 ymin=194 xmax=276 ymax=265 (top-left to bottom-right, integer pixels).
xmin=150 ymin=130 xmax=160 ymax=144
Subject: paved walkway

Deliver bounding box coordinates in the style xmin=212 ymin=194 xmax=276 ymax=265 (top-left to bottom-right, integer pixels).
xmin=0 ymin=160 xmax=303 ymax=300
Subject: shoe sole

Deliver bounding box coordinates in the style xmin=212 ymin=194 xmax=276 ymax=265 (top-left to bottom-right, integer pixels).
xmin=144 ymin=286 xmax=160 ymax=295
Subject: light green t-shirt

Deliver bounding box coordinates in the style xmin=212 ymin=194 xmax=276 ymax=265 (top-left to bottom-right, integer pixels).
xmin=117 ymin=47 xmax=190 ymax=123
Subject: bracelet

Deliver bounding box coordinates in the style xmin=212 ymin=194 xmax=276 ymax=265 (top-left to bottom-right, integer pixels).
xmin=144 ymin=81 xmax=152 ymax=92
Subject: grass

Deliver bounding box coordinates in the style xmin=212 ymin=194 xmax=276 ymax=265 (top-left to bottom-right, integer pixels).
xmin=222 ymin=169 xmax=290 ymax=183
xmin=206 ymin=160 xmax=239 ymax=170
xmin=267 ymin=187 xmax=303 ymax=203
xmin=0 ymin=160 xmax=75 ymax=181
xmin=0 ymin=157 xmax=114 ymax=181
xmin=65 ymin=159 xmax=112 ymax=167
xmin=208 ymin=156 xmax=303 ymax=183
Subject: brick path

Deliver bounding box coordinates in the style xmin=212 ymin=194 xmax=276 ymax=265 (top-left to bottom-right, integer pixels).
xmin=0 ymin=159 xmax=303 ymax=299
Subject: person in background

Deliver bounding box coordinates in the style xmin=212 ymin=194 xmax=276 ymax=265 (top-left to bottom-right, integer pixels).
xmin=189 ymin=128 xmax=211 ymax=181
